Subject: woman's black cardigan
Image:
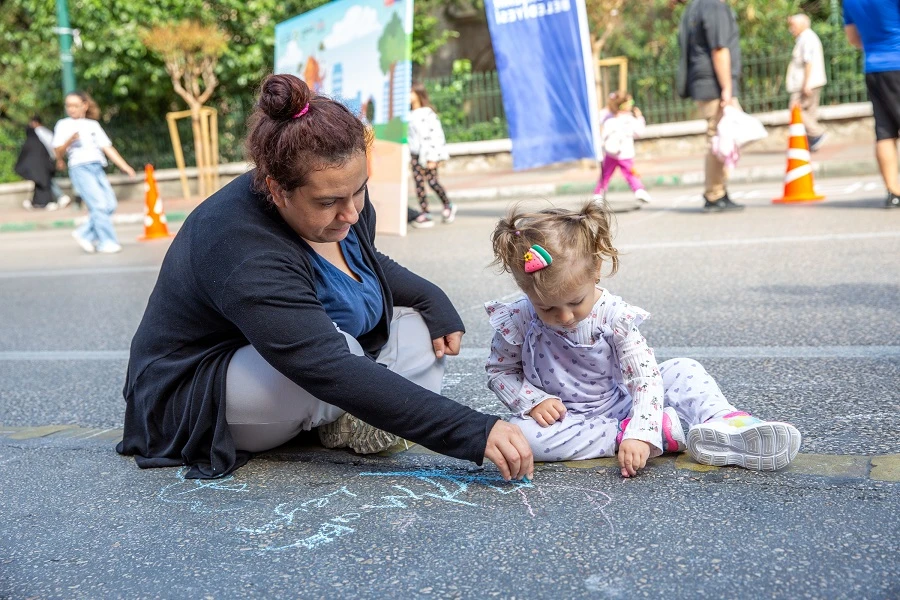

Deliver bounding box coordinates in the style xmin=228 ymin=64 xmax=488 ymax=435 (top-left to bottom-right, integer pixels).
xmin=116 ymin=171 xmax=498 ymax=478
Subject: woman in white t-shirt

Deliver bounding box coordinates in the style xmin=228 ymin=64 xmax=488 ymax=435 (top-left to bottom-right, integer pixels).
xmin=52 ymin=91 xmax=135 ymax=254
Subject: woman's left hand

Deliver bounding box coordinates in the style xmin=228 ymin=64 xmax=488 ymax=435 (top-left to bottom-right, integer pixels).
xmin=432 ymin=331 xmax=462 ymax=358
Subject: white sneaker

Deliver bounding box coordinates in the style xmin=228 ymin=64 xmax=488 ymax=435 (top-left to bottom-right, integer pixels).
xmin=57 ymin=195 xmax=72 ymax=209
xmin=72 ymin=231 xmax=96 ymax=254
xmin=409 ymin=213 xmax=435 ymax=229
xmin=591 ymin=193 xmax=605 ymax=203
xmin=22 ymin=200 xmax=33 ymax=211
xmin=44 ymin=202 xmax=59 ymax=211
xmin=687 ymin=412 xmax=801 ymax=471
xmin=635 ymin=189 xmax=652 ymax=204
xmin=441 ymin=203 xmax=458 ymax=224
xmin=96 ymin=242 xmax=123 ymax=254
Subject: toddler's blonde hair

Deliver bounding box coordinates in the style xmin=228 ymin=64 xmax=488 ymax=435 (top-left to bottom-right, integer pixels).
xmin=490 ymin=201 xmax=619 ymax=304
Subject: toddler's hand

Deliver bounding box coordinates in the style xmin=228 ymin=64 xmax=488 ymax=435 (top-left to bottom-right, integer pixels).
xmin=528 ymin=398 xmax=566 ymax=427
xmin=618 ymin=439 xmax=651 ymax=478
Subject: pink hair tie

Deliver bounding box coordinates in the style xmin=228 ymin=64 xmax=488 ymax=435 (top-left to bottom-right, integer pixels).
xmin=293 ymin=103 xmax=310 ymax=119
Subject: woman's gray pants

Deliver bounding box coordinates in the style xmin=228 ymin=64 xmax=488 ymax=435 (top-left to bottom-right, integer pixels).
xmin=225 ymin=307 xmax=444 ymax=452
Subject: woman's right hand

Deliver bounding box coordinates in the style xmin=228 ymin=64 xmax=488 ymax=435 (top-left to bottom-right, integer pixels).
xmin=484 ymin=420 xmax=534 ymax=481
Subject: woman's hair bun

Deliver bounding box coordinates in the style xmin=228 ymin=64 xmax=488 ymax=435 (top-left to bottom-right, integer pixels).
xmin=257 ymin=74 xmax=311 ymax=120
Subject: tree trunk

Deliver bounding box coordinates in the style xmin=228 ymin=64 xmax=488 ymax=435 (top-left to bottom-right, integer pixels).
xmin=190 ymin=106 xmax=208 ymax=198
xmin=388 ymin=62 xmax=397 ymax=121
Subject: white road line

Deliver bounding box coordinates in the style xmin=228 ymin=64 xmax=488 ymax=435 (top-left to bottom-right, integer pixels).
xmin=81 ymin=428 xmax=117 ymax=439
xmin=0 ymin=266 xmax=159 ymax=280
xmin=844 ymin=182 xmax=864 ymax=194
xmin=619 ymin=230 xmax=900 ymax=251
xmin=4 ymin=346 xmax=897 ymax=363
xmin=459 ymin=291 xmax=522 ymax=314
xmin=0 ymin=351 xmax=130 ymax=361
xmin=456 ymin=346 xmax=900 ymax=361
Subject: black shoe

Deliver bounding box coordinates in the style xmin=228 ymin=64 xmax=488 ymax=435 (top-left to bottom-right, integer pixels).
xmin=887 ymin=192 xmax=900 ymax=209
xmin=808 ymin=133 xmax=826 ymax=152
xmin=703 ymin=194 xmax=745 ymax=212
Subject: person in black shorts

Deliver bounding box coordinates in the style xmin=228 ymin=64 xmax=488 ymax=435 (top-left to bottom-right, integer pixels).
xmin=844 ymin=0 xmax=900 ymax=208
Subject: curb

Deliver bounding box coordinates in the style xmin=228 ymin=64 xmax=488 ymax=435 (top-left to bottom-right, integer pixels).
xmin=0 ymin=160 xmax=878 ymax=234
xmin=0 ymin=211 xmax=190 ymax=234
xmin=2 ymin=424 xmax=898 ymax=482
xmin=450 ymin=160 xmax=879 ymax=202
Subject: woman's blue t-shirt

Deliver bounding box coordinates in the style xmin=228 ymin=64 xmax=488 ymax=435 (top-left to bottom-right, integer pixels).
xmin=305 ymin=228 xmax=384 ymax=339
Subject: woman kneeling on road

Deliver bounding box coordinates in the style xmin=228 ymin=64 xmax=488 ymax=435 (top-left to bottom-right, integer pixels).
xmin=116 ymin=74 xmax=533 ymax=480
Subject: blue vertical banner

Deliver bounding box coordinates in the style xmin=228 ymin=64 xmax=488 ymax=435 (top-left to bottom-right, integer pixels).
xmin=485 ymin=0 xmax=599 ymax=170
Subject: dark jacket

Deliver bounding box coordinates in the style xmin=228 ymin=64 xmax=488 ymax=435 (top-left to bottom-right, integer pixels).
xmin=117 ymin=171 xmax=499 ymax=478
xmin=14 ymin=127 xmax=55 ymax=207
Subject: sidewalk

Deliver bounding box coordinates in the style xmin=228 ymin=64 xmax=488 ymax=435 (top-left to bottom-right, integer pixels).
xmin=0 ymin=140 xmax=877 ymax=233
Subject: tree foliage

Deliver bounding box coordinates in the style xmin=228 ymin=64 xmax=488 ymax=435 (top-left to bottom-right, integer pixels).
xmin=142 ymin=20 xmax=228 ymax=111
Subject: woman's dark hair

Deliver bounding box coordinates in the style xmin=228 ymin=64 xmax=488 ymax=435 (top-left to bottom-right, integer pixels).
xmin=411 ymin=82 xmax=435 ymax=111
xmin=246 ymin=74 xmax=373 ymax=196
xmin=66 ymin=91 xmax=100 ymax=121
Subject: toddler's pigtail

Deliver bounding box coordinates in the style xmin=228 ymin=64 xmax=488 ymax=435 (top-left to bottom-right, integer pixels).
xmin=490 ymin=211 xmax=525 ymax=275
xmin=580 ymin=201 xmax=619 ymax=276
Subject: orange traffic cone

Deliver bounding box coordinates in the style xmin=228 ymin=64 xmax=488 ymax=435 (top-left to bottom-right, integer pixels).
xmin=773 ymin=105 xmax=824 ymax=204
xmin=138 ymin=164 xmax=173 ymax=241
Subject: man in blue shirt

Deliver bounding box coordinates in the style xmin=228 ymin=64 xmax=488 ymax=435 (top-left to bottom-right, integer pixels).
xmin=844 ymin=0 xmax=900 ymax=208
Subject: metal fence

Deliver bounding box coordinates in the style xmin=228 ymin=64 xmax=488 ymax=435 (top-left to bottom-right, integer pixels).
xmin=100 ymin=42 xmax=867 ymax=171
xmin=425 ymin=69 xmax=508 ymax=142
xmin=425 ymin=41 xmax=867 ymax=141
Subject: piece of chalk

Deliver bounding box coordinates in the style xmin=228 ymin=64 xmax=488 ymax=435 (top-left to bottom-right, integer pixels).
xmin=521 ymin=476 xmax=531 ymax=483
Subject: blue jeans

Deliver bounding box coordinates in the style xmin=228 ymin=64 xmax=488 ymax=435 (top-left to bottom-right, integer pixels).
xmin=68 ymin=162 xmax=118 ymax=248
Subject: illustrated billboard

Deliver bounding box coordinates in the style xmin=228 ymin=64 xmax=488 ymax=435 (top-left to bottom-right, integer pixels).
xmin=276 ymin=0 xmax=413 ymax=235
xmin=484 ymin=0 xmax=600 ymax=170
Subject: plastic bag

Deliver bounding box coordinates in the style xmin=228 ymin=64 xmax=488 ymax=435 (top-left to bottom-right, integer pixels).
xmin=712 ymin=106 xmax=769 ymax=167
xmin=723 ymin=105 xmax=768 ymax=147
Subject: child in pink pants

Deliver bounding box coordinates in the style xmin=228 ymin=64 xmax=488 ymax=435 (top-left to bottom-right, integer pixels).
xmin=593 ymin=92 xmax=651 ymax=204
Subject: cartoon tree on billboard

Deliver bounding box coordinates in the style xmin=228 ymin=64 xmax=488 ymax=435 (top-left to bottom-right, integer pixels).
xmin=377 ymin=12 xmax=406 ymax=121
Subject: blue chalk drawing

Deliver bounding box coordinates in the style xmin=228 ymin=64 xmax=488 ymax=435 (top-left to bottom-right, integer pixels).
xmin=156 ymin=467 xmax=613 ymax=553
xmin=156 ymin=467 xmax=252 ymax=513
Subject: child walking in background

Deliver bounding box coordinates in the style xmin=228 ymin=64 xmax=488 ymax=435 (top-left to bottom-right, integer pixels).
xmin=484 ymin=202 xmax=801 ymax=477
xmin=53 ymin=91 xmax=135 ymax=254
xmin=408 ymin=82 xmax=456 ymax=228
xmin=593 ymin=92 xmax=651 ymax=204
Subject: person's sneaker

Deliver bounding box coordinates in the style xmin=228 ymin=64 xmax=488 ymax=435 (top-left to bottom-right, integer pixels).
xmin=71 ymin=230 xmax=96 ymax=254
xmin=886 ymin=192 xmax=900 ymax=209
xmin=687 ymin=411 xmax=801 ymax=471
xmin=44 ymin=201 xmax=59 ymax=211
xmin=703 ymin=194 xmax=745 ymax=212
xmin=410 ymin=212 xmax=435 ymax=228
xmin=318 ymin=412 xmax=400 ymax=454
xmin=808 ymin=133 xmax=826 ymax=152
xmin=57 ymin=195 xmax=72 ymax=209
xmin=615 ymin=406 xmax=686 ymax=453
xmin=661 ymin=407 xmax=686 ymax=453
xmin=634 ymin=189 xmax=652 ymax=204
xmin=22 ymin=199 xmax=33 ymax=211
xmin=96 ymin=242 xmax=123 ymax=254
xmin=441 ymin=203 xmax=458 ymax=224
